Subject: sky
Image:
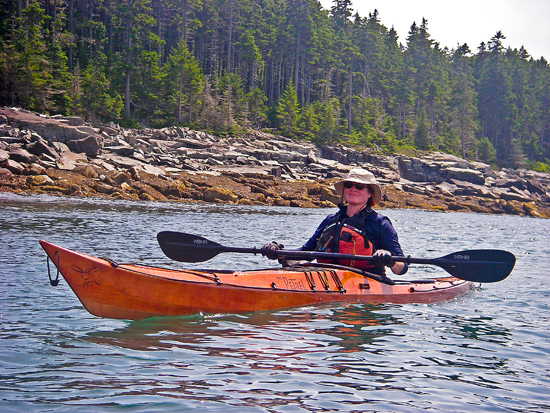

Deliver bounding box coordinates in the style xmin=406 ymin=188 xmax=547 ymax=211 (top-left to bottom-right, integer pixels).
xmin=318 ymin=0 xmax=550 ymax=60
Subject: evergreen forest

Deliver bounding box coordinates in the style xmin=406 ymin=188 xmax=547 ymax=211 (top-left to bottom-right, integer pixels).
xmin=1 ymin=0 xmax=549 ymax=171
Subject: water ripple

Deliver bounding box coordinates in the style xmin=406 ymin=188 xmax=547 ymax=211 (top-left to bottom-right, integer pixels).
xmin=1 ymin=194 xmax=549 ymax=412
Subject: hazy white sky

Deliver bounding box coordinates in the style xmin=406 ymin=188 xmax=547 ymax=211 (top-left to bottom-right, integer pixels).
xmin=318 ymin=0 xmax=550 ymax=60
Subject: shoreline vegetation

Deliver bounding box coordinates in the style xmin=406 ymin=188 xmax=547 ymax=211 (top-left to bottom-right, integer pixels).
xmin=1 ymin=107 xmax=549 ymax=218
xmin=1 ymin=0 xmax=549 ymax=174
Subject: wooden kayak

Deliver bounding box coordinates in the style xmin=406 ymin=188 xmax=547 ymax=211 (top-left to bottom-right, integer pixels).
xmin=40 ymin=240 xmax=472 ymax=320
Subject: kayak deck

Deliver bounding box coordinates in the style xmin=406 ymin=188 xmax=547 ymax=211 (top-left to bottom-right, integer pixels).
xmin=40 ymin=240 xmax=473 ymax=320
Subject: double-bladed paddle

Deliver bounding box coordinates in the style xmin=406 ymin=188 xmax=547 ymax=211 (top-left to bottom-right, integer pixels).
xmin=157 ymin=231 xmax=515 ymax=283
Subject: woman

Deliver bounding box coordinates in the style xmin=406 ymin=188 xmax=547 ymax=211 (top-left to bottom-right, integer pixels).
xmin=262 ymin=168 xmax=407 ymax=276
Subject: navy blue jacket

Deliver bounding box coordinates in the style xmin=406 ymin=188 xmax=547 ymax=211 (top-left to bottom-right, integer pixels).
xmin=300 ymin=204 xmax=405 ymax=275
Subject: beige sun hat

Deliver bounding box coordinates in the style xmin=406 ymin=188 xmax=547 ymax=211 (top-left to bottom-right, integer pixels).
xmin=334 ymin=168 xmax=382 ymax=205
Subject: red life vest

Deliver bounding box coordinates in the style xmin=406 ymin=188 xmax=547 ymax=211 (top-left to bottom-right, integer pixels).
xmin=316 ymin=222 xmax=375 ymax=270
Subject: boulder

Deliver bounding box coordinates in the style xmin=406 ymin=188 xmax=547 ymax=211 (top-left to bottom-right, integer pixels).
xmin=93 ymin=182 xmax=115 ymax=194
xmin=66 ymin=135 xmax=102 ymax=157
xmin=99 ymin=153 xmax=145 ymax=169
xmin=27 ymin=138 xmax=60 ymax=160
xmin=204 ymin=187 xmax=238 ymax=202
xmin=0 ymin=167 xmax=13 ymax=179
xmin=525 ymin=179 xmax=547 ymax=195
xmin=26 ymin=174 xmax=55 ymax=186
xmin=120 ymin=182 xmax=134 ymax=193
xmin=51 ymin=141 xmax=71 ymax=154
xmin=0 ymin=148 xmax=9 ymax=163
xmin=523 ymin=202 xmax=545 ymax=218
xmin=177 ymin=137 xmax=212 ymax=149
xmin=108 ymin=145 xmax=134 ymax=156
xmin=468 ymin=160 xmax=492 ymax=174
xmin=504 ymin=200 xmax=525 ymax=215
xmin=23 ymin=163 xmax=46 ymax=176
xmin=148 ymin=180 xmax=188 ymax=198
xmin=436 ymin=181 xmax=457 ymax=196
xmin=445 ymin=167 xmax=485 ymax=185
xmin=308 ymin=162 xmax=331 ymax=173
xmin=320 ymin=186 xmax=340 ymax=204
xmin=112 ymin=171 xmax=132 ymax=185
xmin=0 ymin=108 xmax=103 ymax=144
xmin=133 ymin=182 xmax=166 ymax=201
xmin=51 ymin=115 xmax=85 ymax=126
xmin=3 ymin=159 xmax=25 ymax=174
xmin=397 ymin=157 xmax=444 ymax=183
xmin=9 ymin=148 xmax=40 ymax=164
xmin=56 ymin=157 xmax=77 ymax=171
xmin=99 ymin=125 xmax=119 ymax=136
xmin=497 ymin=188 xmax=532 ymax=202
xmin=494 ymin=177 xmax=525 ymax=189
xmin=73 ymin=164 xmax=101 ymax=178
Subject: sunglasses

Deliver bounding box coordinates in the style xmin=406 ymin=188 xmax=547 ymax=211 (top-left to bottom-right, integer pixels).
xmin=343 ymin=182 xmax=369 ymax=191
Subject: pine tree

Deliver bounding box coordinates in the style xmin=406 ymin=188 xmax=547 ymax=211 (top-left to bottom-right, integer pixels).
xmin=449 ymin=45 xmax=478 ymax=158
xmin=415 ymin=109 xmax=429 ymax=150
xmin=276 ymin=80 xmax=299 ymax=135
xmin=163 ymin=39 xmax=203 ymax=124
xmin=477 ymin=136 xmax=496 ymax=163
xmin=80 ymin=54 xmax=123 ymax=121
xmin=7 ymin=2 xmax=52 ymax=111
xmin=246 ymin=86 xmax=268 ymax=129
xmin=476 ymin=31 xmax=517 ymax=164
xmin=111 ymin=0 xmax=161 ymax=120
xmin=405 ymin=18 xmax=450 ymax=149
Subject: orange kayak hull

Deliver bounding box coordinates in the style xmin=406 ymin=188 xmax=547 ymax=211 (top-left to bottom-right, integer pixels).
xmin=39 ymin=240 xmax=472 ymax=320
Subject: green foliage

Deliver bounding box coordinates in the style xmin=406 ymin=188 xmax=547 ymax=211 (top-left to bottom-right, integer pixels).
xmin=449 ymin=46 xmax=479 ymax=158
xmin=506 ymin=139 xmax=527 ymax=169
xmin=219 ymin=73 xmax=247 ymax=130
xmin=74 ymin=54 xmax=123 ymax=122
xmin=527 ymin=161 xmax=550 ymax=173
xmin=1 ymin=1 xmax=52 ymax=112
xmin=0 ymin=0 xmax=549 ymax=168
xmin=162 ymin=39 xmax=203 ymax=124
xmin=296 ymin=98 xmax=340 ymax=145
xmin=477 ymin=137 xmax=496 ymax=164
xmin=246 ymin=87 xmax=268 ymax=129
xmin=414 ymin=110 xmax=430 ymax=150
xmin=276 ymin=81 xmax=299 ymax=136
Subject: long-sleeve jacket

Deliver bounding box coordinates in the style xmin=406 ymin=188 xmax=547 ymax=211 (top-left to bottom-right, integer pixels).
xmin=300 ymin=204 xmax=405 ymax=275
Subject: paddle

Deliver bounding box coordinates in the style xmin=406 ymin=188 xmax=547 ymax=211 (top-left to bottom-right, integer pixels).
xmin=157 ymin=231 xmax=515 ymax=283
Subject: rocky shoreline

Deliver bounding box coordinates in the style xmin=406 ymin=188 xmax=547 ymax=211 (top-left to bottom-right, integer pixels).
xmin=1 ymin=107 xmax=549 ymax=218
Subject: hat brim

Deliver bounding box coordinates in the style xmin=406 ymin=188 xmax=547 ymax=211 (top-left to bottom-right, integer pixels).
xmin=334 ymin=179 xmax=382 ymax=206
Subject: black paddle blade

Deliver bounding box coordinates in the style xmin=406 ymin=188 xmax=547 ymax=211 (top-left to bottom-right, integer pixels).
xmin=157 ymin=231 xmax=222 ymax=263
xmin=435 ymin=249 xmax=516 ymax=283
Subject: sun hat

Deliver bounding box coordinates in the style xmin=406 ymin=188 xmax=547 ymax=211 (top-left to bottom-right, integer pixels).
xmin=334 ymin=168 xmax=382 ymax=205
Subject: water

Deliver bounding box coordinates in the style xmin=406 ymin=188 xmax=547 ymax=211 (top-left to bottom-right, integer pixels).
xmin=1 ymin=193 xmax=549 ymax=412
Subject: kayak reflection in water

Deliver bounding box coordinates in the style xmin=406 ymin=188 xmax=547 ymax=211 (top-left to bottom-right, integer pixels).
xmin=261 ymin=168 xmax=408 ymax=276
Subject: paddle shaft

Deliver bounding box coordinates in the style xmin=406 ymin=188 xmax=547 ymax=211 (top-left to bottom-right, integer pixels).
xmin=278 ymin=250 xmax=489 ymax=265
xmin=157 ymin=232 xmax=516 ymax=283
xmin=278 ymin=250 xmax=408 ymax=262
xmin=161 ymin=243 xmax=396 ymax=263
xmin=195 ymin=247 xmax=497 ymax=268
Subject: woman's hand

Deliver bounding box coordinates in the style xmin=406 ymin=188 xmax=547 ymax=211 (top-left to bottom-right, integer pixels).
xmin=373 ymin=250 xmax=407 ymax=275
xmin=372 ymin=249 xmax=395 ymax=267
xmin=260 ymin=242 xmax=284 ymax=259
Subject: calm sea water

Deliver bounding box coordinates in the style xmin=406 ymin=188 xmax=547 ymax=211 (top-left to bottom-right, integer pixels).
xmin=1 ymin=193 xmax=549 ymax=412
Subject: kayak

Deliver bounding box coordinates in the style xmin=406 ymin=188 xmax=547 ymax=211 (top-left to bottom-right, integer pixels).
xmin=40 ymin=240 xmax=472 ymax=320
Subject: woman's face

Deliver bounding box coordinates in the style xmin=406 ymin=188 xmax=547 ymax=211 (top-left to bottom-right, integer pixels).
xmin=343 ymin=182 xmax=372 ymax=206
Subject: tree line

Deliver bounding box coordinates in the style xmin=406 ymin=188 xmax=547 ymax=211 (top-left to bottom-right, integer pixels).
xmin=1 ymin=0 xmax=549 ymax=170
